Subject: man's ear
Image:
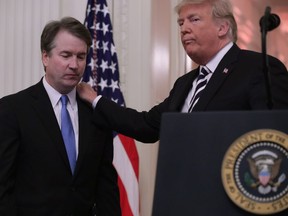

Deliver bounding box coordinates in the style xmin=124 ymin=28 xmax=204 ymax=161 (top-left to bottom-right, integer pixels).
xmin=218 ymin=20 xmax=230 ymax=37
xmin=42 ymin=50 xmax=49 ymax=67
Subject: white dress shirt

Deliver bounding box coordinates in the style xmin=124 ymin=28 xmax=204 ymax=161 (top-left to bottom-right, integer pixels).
xmin=181 ymin=42 xmax=233 ymax=112
xmin=43 ymin=76 xmax=79 ymax=157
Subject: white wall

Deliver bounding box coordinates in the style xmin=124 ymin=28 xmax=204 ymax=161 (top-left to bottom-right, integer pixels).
xmin=0 ymin=0 xmax=58 ymax=96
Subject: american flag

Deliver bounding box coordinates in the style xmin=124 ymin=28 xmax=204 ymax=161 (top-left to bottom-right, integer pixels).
xmin=83 ymin=0 xmax=140 ymax=215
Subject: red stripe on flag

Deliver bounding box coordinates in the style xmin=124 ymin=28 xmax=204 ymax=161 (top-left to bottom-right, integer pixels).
xmin=84 ymin=1 xmax=140 ymax=215
xmin=118 ymin=177 xmax=133 ymax=216
xmin=118 ymin=134 xmax=139 ymax=178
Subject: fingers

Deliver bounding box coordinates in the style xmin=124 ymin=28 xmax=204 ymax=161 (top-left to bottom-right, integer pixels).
xmin=77 ymin=82 xmax=90 ymax=93
xmin=77 ymin=82 xmax=87 ymax=89
xmin=78 ymin=82 xmax=93 ymax=90
xmin=76 ymin=82 xmax=98 ymax=104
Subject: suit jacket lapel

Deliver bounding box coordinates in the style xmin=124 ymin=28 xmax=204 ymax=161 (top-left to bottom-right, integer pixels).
xmin=29 ymin=80 xmax=71 ymax=171
xmin=193 ymin=44 xmax=240 ymax=111
xmin=73 ymin=97 xmax=91 ymax=176
xmin=170 ymin=70 xmax=198 ymax=111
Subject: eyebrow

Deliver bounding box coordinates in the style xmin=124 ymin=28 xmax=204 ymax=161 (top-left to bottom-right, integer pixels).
xmin=60 ymin=50 xmax=87 ymax=55
xmin=177 ymin=18 xmax=183 ymax=24
xmin=177 ymin=13 xmax=198 ymax=22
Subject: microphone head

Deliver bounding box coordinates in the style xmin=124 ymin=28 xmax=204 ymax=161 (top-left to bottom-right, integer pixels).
xmin=267 ymin=13 xmax=281 ymax=31
xmin=260 ymin=13 xmax=281 ymax=32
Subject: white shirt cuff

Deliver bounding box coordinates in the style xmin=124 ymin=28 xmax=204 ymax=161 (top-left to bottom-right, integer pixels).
xmin=92 ymin=95 xmax=102 ymax=108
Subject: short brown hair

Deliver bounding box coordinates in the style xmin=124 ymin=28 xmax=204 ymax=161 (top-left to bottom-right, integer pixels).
xmin=40 ymin=16 xmax=92 ymax=55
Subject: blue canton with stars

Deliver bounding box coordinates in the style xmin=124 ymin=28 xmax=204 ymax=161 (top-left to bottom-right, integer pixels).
xmin=83 ymin=0 xmax=125 ymax=107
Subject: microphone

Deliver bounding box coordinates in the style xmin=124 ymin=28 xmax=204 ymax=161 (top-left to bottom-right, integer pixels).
xmin=259 ymin=6 xmax=281 ymax=110
xmin=259 ymin=6 xmax=281 ymax=32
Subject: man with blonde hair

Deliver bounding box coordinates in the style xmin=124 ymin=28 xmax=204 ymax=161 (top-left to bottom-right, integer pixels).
xmin=77 ymin=0 xmax=288 ymax=143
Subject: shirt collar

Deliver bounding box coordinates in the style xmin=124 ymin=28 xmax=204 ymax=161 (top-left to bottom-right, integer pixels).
xmin=42 ymin=76 xmax=77 ymax=110
xmin=205 ymin=42 xmax=233 ymax=73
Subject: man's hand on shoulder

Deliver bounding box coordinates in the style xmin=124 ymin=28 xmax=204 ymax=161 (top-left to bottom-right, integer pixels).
xmin=77 ymin=82 xmax=98 ymax=104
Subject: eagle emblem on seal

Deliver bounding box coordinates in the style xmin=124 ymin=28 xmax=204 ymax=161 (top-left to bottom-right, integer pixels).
xmin=246 ymin=150 xmax=286 ymax=194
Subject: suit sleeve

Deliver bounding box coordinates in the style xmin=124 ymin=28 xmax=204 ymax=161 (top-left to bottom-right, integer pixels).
xmin=91 ymin=73 xmax=191 ymax=143
xmin=0 ymin=97 xmax=19 ymax=216
xmin=93 ymin=98 xmax=160 ymax=143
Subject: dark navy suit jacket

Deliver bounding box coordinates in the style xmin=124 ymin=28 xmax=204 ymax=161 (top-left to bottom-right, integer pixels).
xmin=0 ymin=80 xmax=121 ymax=216
xmin=93 ymin=44 xmax=288 ymax=143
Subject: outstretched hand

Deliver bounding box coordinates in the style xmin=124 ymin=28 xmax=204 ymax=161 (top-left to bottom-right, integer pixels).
xmin=77 ymin=82 xmax=98 ymax=104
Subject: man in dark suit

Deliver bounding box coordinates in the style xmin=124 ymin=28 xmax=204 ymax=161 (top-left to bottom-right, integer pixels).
xmin=77 ymin=0 xmax=288 ymax=143
xmin=0 ymin=17 xmax=121 ymax=216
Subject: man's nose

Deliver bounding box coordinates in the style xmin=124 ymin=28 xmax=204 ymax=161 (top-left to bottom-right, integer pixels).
xmin=69 ymin=56 xmax=79 ymax=69
xmin=180 ymin=21 xmax=190 ymax=34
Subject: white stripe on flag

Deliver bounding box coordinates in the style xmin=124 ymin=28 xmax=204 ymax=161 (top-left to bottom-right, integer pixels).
xmin=113 ymin=135 xmax=139 ymax=216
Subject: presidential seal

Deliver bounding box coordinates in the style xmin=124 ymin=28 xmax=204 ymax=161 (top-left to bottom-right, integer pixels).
xmin=222 ymin=129 xmax=288 ymax=215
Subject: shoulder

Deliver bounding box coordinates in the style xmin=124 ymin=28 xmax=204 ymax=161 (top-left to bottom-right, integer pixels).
xmin=239 ymin=49 xmax=283 ymax=63
xmin=238 ymin=49 xmax=262 ymax=59
xmin=173 ymin=69 xmax=198 ymax=86
xmin=1 ymin=82 xmax=40 ymax=101
xmin=77 ymin=97 xmax=94 ymax=114
xmin=176 ymin=68 xmax=197 ymax=81
xmin=233 ymin=49 xmax=288 ymax=88
xmin=0 ymin=81 xmax=44 ymax=111
xmin=239 ymin=49 xmax=286 ymax=70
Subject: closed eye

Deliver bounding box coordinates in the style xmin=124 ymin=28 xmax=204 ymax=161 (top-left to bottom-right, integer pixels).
xmin=60 ymin=51 xmax=72 ymax=58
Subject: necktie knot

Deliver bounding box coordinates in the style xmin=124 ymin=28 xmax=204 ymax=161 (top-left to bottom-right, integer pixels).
xmin=61 ymin=95 xmax=68 ymax=106
xmin=199 ymin=66 xmax=210 ymax=78
xmin=188 ymin=66 xmax=211 ymax=112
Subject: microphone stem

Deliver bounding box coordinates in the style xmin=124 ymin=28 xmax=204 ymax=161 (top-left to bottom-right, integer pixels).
xmin=261 ymin=25 xmax=273 ymax=110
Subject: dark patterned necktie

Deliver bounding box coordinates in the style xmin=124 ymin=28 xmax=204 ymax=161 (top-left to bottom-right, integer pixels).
xmin=188 ymin=67 xmax=211 ymax=112
xmin=60 ymin=95 xmax=76 ymax=174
